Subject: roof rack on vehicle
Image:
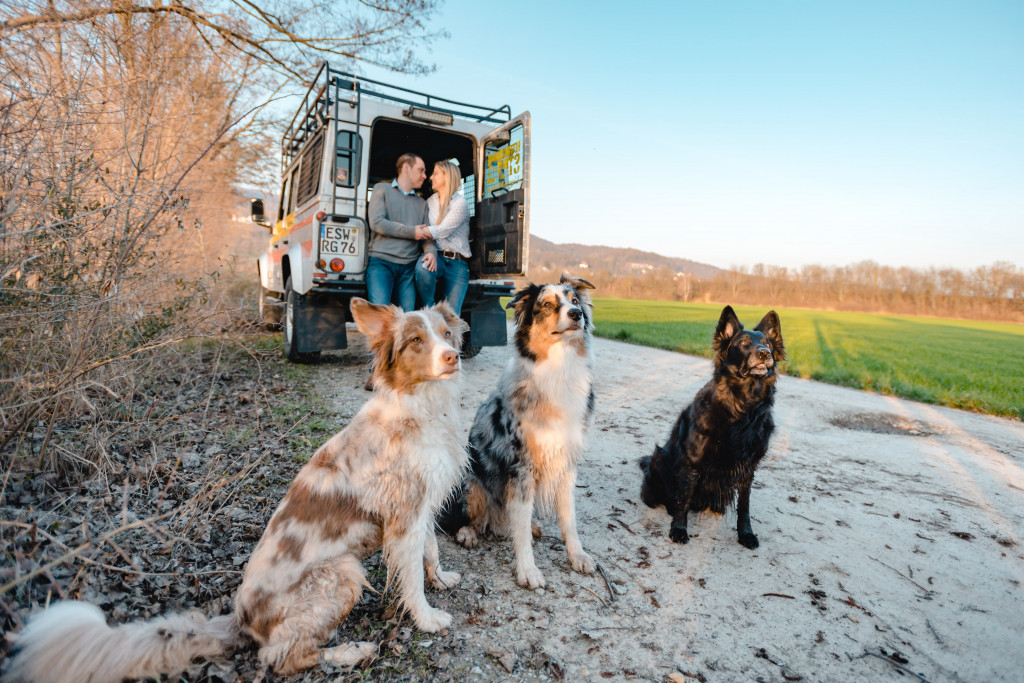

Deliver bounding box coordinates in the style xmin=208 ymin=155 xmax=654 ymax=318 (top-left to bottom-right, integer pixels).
xmin=281 ymin=61 xmax=512 ymax=171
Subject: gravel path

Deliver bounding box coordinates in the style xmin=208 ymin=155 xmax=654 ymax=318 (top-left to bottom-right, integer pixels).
xmin=322 ymin=327 xmax=1024 ymax=682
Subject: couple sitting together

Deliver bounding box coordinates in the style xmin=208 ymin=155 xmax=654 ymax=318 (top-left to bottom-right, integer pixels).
xmin=367 ymin=153 xmax=470 ymax=315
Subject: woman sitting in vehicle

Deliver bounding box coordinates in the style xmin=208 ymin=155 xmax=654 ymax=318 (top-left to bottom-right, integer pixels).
xmin=415 ymin=159 xmax=471 ymax=314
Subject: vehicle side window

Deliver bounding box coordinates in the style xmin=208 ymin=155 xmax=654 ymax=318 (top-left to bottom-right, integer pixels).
xmin=462 ymin=173 xmax=476 ymax=217
xmin=484 ymin=124 xmax=524 ymax=197
xmin=335 ymin=131 xmax=360 ymax=187
xmin=296 ymin=130 xmax=324 ymax=206
xmin=278 ymin=179 xmax=288 ymax=221
xmin=287 ymin=166 xmax=299 ymax=214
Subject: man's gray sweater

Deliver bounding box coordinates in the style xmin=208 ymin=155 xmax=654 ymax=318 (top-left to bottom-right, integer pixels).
xmin=367 ymin=181 xmax=434 ymax=264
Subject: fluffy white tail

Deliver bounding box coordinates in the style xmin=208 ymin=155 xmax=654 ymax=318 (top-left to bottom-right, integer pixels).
xmin=3 ymin=601 xmax=241 ymax=683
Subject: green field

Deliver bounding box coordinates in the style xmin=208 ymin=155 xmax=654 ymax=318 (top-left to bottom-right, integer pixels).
xmin=589 ymin=298 xmax=1024 ymax=419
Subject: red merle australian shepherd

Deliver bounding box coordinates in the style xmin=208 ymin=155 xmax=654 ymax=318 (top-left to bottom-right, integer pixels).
xmin=5 ymin=299 xmax=469 ymax=681
xmin=639 ymin=305 xmax=785 ymax=548
xmin=440 ymin=275 xmax=597 ymax=590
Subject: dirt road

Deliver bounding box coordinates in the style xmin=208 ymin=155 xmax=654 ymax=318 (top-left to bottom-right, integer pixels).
xmin=323 ymin=327 xmax=1024 ymax=682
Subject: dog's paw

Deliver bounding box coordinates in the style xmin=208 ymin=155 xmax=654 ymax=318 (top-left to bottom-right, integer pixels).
xmin=569 ymin=550 xmax=596 ymax=575
xmin=531 ymin=521 xmax=542 ymax=538
xmin=516 ymin=564 xmax=546 ymax=590
xmin=455 ymin=526 xmax=479 ymax=549
xmin=428 ymin=568 xmax=461 ymax=590
xmin=669 ymin=525 xmax=690 ymax=544
xmin=413 ymin=607 xmax=453 ymax=633
xmin=320 ymin=641 xmax=377 ymax=669
xmin=738 ymin=532 xmax=760 ymax=549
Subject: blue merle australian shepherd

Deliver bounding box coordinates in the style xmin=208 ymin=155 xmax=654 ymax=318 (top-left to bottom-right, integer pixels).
xmin=639 ymin=305 xmax=785 ymax=549
xmin=440 ymin=275 xmax=597 ymax=589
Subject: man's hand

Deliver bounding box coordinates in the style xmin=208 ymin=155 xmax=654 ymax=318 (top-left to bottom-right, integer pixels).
xmin=421 ymin=252 xmax=437 ymax=272
xmin=415 ymin=224 xmax=432 ymax=240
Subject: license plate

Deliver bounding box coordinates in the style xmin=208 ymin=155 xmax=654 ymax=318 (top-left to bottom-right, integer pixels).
xmin=320 ymin=224 xmax=360 ymax=258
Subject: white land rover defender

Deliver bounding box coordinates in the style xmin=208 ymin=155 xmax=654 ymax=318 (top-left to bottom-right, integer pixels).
xmin=252 ymin=62 xmax=530 ymax=362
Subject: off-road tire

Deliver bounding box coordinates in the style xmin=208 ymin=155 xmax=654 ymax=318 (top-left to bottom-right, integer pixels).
xmin=460 ymin=329 xmax=481 ymax=359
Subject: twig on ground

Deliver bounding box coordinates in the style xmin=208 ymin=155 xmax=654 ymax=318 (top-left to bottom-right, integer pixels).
xmin=858 ymin=650 xmax=931 ymax=682
xmin=42 ymin=568 xmax=66 ymax=599
xmin=611 ymin=517 xmax=636 ymax=535
xmin=762 ymin=593 xmax=796 ymax=599
xmin=0 ymin=597 xmax=24 ymax=629
xmin=574 ymin=582 xmax=608 ymax=608
xmin=868 ymin=555 xmax=933 ymax=594
xmin=926 ymin=619 xmax=942 ymax=644
xmin=790 ymin=513 xmax=824 ymax=526
xmin=595 ymin=561 xmax=617 ymax=602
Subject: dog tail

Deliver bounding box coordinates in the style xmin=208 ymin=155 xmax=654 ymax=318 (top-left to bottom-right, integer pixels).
xmin=3 ymin=600 xmax=242 ymax=683
xmin=436 ymin=483 xmax=469 ymax=536
xmin=638 ymin=446 xmax=668 ymax=509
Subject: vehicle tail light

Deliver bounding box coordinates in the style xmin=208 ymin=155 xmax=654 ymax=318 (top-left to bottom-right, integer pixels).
xmin=316 ymin=258 xmax=327 ymax=270
xmin=330 ymin=258 xmax=345 ymax=272
xmin=315 ymin=211 xmax=326 ymax=221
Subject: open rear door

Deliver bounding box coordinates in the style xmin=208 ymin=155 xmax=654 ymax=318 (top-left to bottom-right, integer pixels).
xmin=471 ymin=112 xmax=530 ymax=278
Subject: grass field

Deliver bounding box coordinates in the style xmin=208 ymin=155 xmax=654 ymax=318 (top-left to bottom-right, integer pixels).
xmin=589 ymin=298 xmax=1024 ymax=419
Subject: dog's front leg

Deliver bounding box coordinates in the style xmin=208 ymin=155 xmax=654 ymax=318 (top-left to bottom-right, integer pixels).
xmin=555 ymin=471 xmax=595 ymax=575
xmin=424 ymin=525 xmax=461 ymax=590
xmin=736 ymin=473 xmax=760 ymax=549
xmin=508 ymin=481 xmax=545 ymax=589
xmin=385 ymin=520 xmax=452 ymax=632
xmin=668 ymin=469 xmax=694 ymax=544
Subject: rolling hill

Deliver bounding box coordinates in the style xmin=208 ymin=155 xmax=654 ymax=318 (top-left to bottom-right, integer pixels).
xmin=528 ymin=235 xmax=722 ymax=280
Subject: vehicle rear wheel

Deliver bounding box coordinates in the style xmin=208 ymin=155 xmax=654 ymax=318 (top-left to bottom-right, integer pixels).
xmin=283 ymin=276 xmax=320 ymax=363
xmin=460 ymin=329 xmax=481 ymax=359
xmin=258 ymin=281 xmax=283 ymax=330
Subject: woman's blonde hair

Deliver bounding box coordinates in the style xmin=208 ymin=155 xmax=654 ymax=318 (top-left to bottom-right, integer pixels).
xmin=433 ymin=160 xmax=462 ymax=222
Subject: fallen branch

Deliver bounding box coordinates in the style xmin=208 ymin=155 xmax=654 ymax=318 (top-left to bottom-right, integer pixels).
xmin=858 ymin=650 xmax=931 ymax=682
xmin=868 ymin=555 xmax=932 ymax=594
xmin=595 ymin=561 xmax=617 ymax=603
xmin=574 ymin=582 xmax=608 ymax=608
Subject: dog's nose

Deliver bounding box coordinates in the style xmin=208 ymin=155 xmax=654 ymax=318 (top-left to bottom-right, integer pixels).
xmin=568 ymin=307 xmax=582 ymax=321
xmin=756 ymin=348 xmax=771 ymax=361
xmin=441 ymin=349 xmax=458 ymax=367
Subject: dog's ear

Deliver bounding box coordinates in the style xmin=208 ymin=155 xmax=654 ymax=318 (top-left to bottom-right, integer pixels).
xmin=431 ymin=300 xmax=469 ymax=349
xmin=713 ymin=305 xmax=743 ymax=353
xmin=506 ymin=283 xmax=536 ymax=310
xmin=565 ymin=272 xmax=598 ymax=290
xmin=755 ymin=310 xmax=785 ymax=361
xmin=350 ymin=297 xmax=398 ymax=341
xmin=506 ymin=283 xmax=541 ymax=325
xmin=560 ymin=273 xmax=595 ymax=298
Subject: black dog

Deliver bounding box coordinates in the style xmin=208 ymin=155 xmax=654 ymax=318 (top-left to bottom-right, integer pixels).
xmin=639 ymin=305 xmax=784 ymax=548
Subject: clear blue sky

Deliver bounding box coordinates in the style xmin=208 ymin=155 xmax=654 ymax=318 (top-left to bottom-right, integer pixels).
xmin=359 ymin=0 xmax=1023 ymax=271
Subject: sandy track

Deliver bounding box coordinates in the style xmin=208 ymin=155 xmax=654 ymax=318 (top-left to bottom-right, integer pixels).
xmin=325 ymin=329 xmax=1024 ymax=682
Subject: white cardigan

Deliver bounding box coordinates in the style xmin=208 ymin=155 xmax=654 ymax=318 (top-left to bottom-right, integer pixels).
xmin=426 ymin=191 xmax=471 ymax=258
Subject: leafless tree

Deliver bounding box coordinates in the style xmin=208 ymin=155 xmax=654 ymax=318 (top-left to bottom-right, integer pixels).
xmin=0 ymin=0 xmax=446 ymax=476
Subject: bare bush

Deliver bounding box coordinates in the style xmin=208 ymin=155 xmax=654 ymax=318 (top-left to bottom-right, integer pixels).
xmin=0 ymin=0 xmax=444 ymax=479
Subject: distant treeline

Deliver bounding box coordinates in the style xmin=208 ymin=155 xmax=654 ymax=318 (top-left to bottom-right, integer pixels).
xmin=556 ymin=260 xmax=1024 ymax=321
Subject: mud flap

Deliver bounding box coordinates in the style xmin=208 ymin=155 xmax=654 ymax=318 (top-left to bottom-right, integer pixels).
xmin=294 ymin=292 xmax=350 ymax=352
xmin=463 ymin=295 xmax=507 ymax=348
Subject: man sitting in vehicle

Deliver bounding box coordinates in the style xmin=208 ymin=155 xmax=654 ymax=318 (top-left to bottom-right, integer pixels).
xmin=366 ymin=153 xmax=434 ymax=311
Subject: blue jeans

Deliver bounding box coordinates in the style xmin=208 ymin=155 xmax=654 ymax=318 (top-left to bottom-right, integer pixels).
xmin=366 ymin=256 xmax=416 ymax=311
xmin=415 ymin=255 xmax=470 ymax=315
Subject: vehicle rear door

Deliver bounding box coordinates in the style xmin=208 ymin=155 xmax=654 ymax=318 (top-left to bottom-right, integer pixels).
xmin=317 ymin=123 xmax=367 ymax=276
xmin=473 ymin=112 xmax=530 ymax=278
